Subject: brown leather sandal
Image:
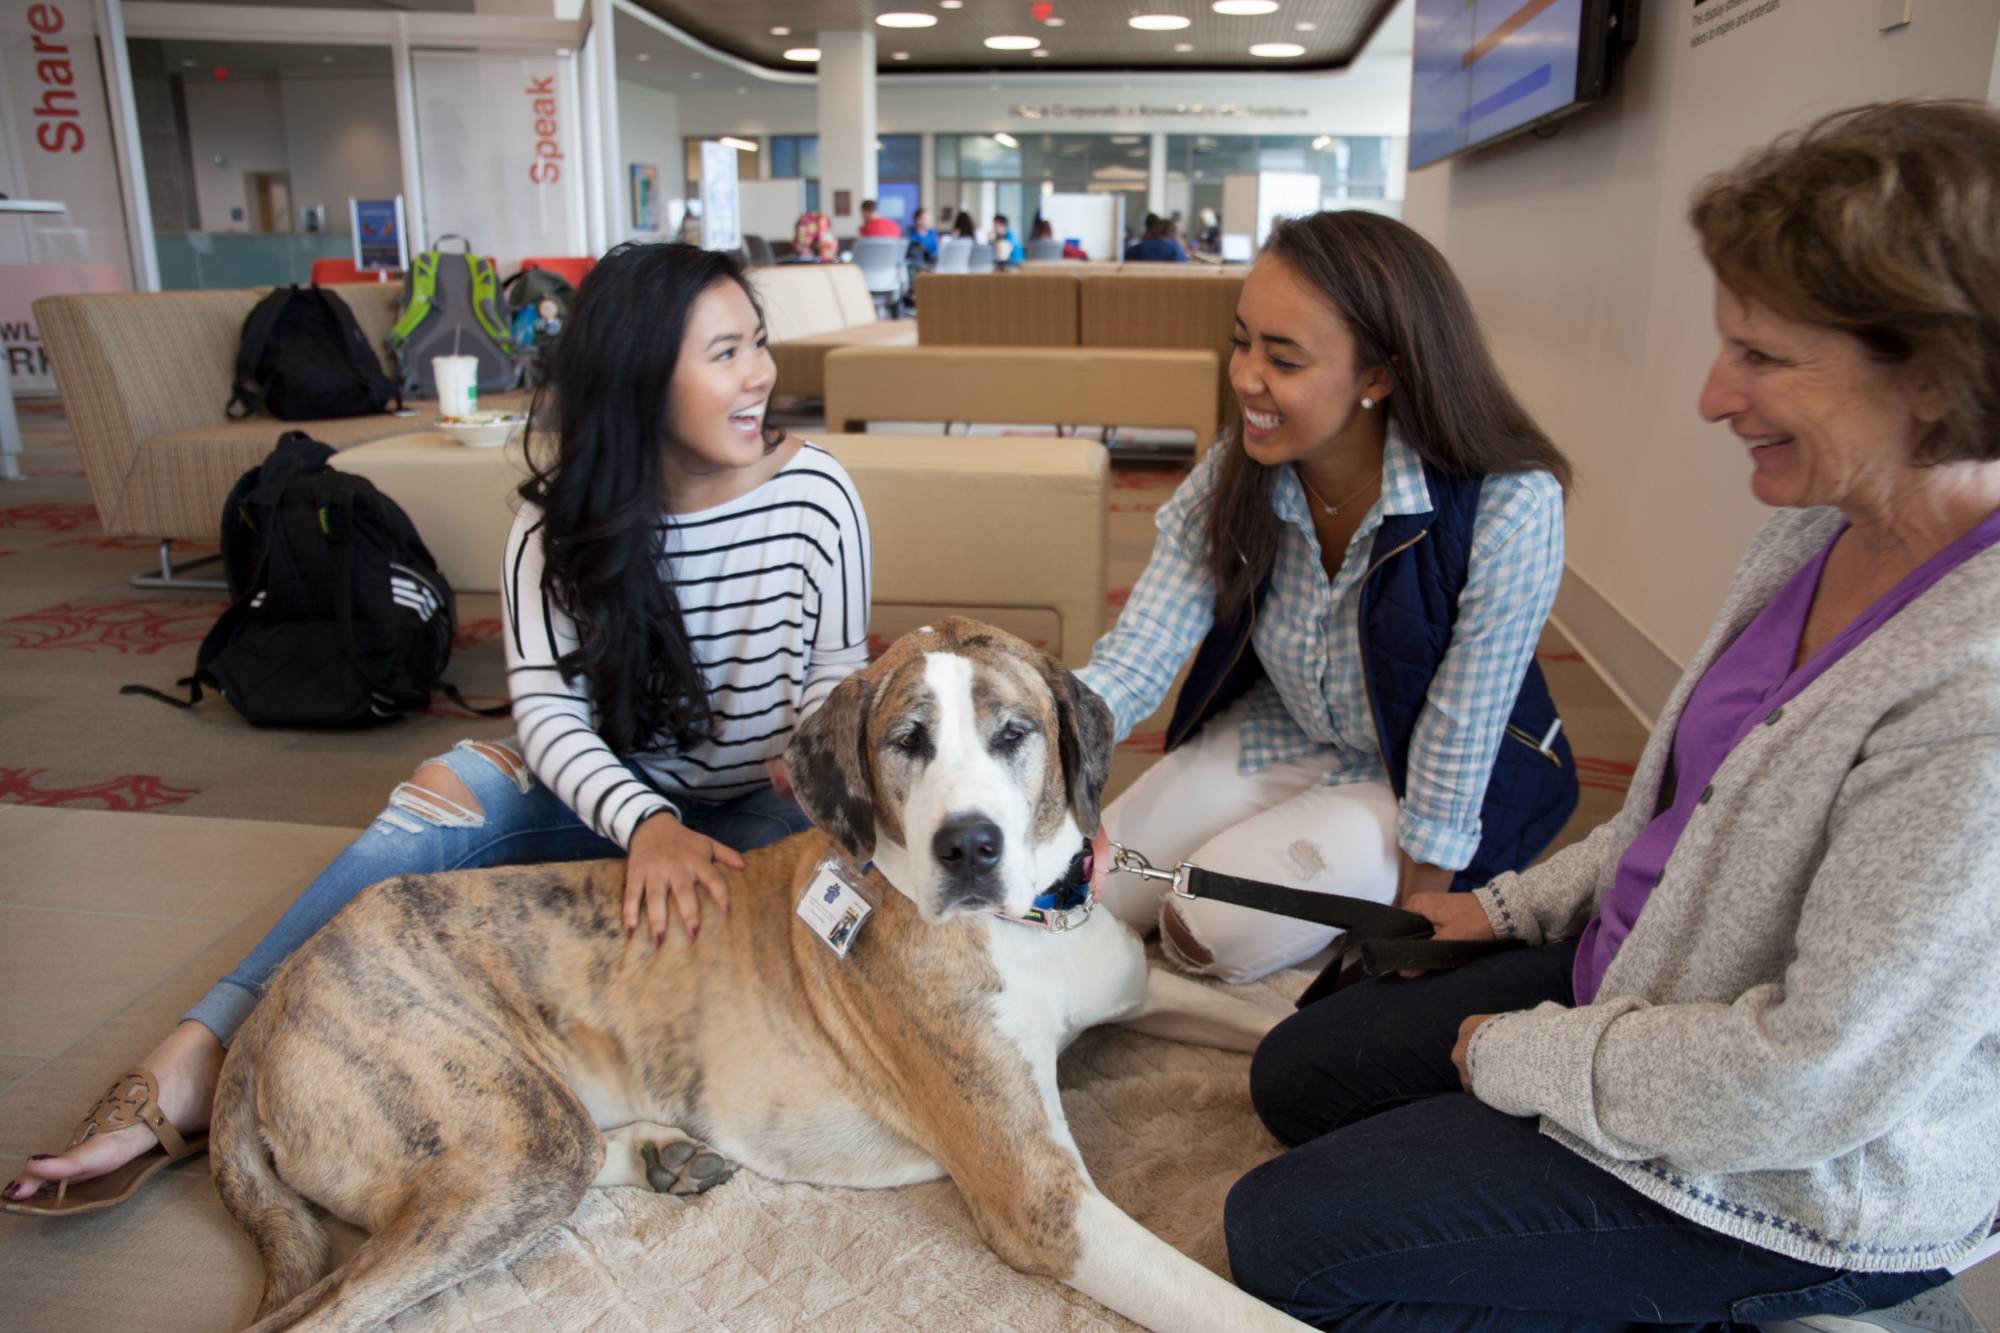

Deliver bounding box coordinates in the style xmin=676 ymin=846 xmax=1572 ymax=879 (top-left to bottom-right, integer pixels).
xmin=2 ymin=1069 xmax=209 ymax=1216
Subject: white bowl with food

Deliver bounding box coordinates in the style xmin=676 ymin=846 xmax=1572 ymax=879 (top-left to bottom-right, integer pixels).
xmin=436 ymin=411 xmax=526 ymax=449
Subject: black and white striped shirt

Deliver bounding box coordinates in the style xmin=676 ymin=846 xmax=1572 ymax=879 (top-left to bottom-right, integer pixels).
xmin=502 ymin=443 xmax=871 ymax=847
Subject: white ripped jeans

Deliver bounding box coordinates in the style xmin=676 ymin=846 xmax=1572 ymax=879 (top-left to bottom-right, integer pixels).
xmin=1102 ymin=699 xmax=1400 ymax=984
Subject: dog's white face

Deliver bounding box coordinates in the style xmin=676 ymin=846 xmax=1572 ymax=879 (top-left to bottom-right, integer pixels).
xmin=786 ymin=619 xmax=1113 ymax=923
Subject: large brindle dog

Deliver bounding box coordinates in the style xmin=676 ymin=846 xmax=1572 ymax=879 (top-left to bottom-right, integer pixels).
xmin=211 ymin=619 xmax=1307 ymax=1331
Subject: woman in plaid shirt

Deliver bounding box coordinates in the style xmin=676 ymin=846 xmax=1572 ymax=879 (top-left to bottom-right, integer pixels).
xmin=1077 ymin=211 xmax=1575 ymax=984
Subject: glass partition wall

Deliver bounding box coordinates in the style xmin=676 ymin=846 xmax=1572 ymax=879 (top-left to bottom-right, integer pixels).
xmin=934 ymin=133 xmax=1148 ymax=241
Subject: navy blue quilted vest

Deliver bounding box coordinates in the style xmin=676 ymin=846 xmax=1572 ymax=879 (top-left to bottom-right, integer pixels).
xmin=1163 ymin=463 xmax=1578 ymax=892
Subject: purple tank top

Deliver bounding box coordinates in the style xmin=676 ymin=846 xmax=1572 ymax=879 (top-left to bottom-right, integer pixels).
xmin=1572 ymin=505 xmax=2000 ymax=1005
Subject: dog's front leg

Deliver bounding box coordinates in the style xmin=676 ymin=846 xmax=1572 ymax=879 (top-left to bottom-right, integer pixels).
xmin=1114 ymin=967 xmax=1285 ymax=1053
xmin=1066 ymin=1186 xmax=1313 ymax=1333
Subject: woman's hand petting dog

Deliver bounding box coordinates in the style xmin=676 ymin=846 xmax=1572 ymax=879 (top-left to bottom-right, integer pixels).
xmin=626 ymin=813 xmax=742 ymax=946
xmin=1397 ymin=892 xmax=1497 ymax=978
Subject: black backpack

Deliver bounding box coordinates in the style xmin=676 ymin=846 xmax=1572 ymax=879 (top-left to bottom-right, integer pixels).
xmin=124 ymin=433 xmax=499 ymax=728
xmin=227 ymin=286 xmax=402 ymax=422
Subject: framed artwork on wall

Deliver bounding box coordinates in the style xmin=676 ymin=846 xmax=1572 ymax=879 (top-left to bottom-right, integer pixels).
xmin=631 ymin=164 xmax=660 ymax=231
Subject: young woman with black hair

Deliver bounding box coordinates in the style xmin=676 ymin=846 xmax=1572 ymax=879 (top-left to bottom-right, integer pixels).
xmin=1076 ymin=210 xmax=1576 ymax=985
xmin=6 ymin=243 xmax=872 ymax=1215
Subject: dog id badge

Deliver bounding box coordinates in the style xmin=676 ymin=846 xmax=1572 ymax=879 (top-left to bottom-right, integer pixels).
xmin=796 ymin=858 xmax=874 ymax=959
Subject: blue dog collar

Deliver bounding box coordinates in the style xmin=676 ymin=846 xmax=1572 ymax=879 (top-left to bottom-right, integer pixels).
xmin=993 ymin=843 xmax=1097 ymax=934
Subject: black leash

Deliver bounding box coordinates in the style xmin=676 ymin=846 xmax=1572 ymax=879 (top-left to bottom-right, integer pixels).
xmin=1108 ymin=844 xmax=1519 ymax=1008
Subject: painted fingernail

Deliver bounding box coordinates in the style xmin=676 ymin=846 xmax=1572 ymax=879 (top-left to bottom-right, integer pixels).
xmin=654 ymin=930 xmax=665 ymax=946
xmin=691 ymin=923 xmax=700 ymax=941
xmin=626 ymin=923 xmax=635 ymax=938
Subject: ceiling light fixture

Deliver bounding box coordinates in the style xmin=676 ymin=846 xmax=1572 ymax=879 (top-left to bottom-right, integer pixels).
xmin=717 ymin=136 xmax=759 ymax=152
xmin=691 ymin=71 xmax=702 ymax=78
xmin=1128 ymin=15 xmax=1191 ymax=30
xmin=985 ymin=35 xmax=1041 ymax=50
xmin=556 ymin=47 xmax=572 ymax=56
xmin=939 ymin=0 xmax=962 ymax=7
xmin=1173 ymin=42 xmax=1194 ymax=52
xmin=783 ymin=47 xmax=821 ymax=61
xmin=1031 ymin=48 xmax=1049 ymax=56
xmin=1213 ymin=0 xmax=1280 ymax=14
xmin=635 ymin=52 xmax=651 ymax=61
xmin=1044 ymin=17 xmax=1064 ymax=25
xmin=1311 ymin=134 xmax=1332 ymax=149
xmin=1248 ymin=41 xmax=1305 ymax=56
xmin=770 ymin=26 xmax=790 ymax=36
xmin=1296 ymin=21 xmax=1316 ymax=30
xmin=876 ymin=12 xmax=937 ymax=27
xmin=993 ymin=132 xmax=1020 ymax=148
xmin=892 ymin=51 xmax=911 ymax=60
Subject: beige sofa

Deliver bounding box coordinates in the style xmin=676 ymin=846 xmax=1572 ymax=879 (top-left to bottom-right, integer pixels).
xmin=33 ymin=283 xmax=524 ymax=572
xmin=822 ymin=345 xmax=1220 ymax=452
xmin=745 ymin=264 xmax=917 ymax=401
xmin=334 ymin=431 xmax=1107 ymax=667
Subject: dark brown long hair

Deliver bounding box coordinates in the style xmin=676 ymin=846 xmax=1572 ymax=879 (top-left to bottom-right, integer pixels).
xmin=1206 ymin=211 xmax=1571 ymax=616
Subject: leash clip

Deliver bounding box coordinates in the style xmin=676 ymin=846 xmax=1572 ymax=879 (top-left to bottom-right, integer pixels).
xmin=1108 ymin=841 xmax=1195 ymax=900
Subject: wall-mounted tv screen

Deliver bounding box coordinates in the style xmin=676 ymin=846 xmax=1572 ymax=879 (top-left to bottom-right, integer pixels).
xmin=1409 ymin=0 xmax=1637 ymax=170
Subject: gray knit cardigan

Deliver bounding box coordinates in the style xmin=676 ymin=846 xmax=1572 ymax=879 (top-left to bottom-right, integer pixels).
xmin=1466 ymin=505 xmax=2000 ymax=1272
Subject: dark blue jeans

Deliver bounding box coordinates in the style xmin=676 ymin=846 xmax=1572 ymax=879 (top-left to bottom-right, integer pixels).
xmin=1224 ymin=940 xmax=1949 ymax=1331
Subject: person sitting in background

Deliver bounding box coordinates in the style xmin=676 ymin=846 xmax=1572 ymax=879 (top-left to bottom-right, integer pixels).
xmin=991 ymin=214 xmax=1020 ymax=266
xmin=951 ymin=211 xmax=978 ymax=241
xmin=792 ymin=210 xmax=837 ymax=263
xmin=1125 ymin=215 xmax=1189 ymax=263
xmin=858 ymin=199 xmax=901 ymax=239
xmin=908 ymin=207 xmax=938 ymax=264
xmin=1030 ymin=217 xmax=1089 ymax=260
xmin=1226 ymin=98 xmax=2000 ymax=1331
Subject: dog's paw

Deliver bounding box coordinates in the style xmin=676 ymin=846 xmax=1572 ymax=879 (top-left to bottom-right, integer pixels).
xmin=639 ymin=1137 xmax=736 ymax=1196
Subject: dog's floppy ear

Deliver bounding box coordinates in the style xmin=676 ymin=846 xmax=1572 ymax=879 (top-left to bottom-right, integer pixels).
xmin=784 ymin=671 xmax=877 ymax=864
xmin=1039 ymin=656 xmax=1115 ymax=834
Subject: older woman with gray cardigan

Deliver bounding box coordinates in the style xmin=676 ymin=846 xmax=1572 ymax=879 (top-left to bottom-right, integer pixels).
xmin=1225 ymin=99 xmax=2000 ymax=1331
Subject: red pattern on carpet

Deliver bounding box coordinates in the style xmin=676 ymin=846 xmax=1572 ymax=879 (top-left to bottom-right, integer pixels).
xmin=0 ymin=599 xmax=221 ymax=655
xmin=0 ymin=768 xmax=200 ymax=811
xmin=1575 ymin=756 xmax=1635 ymax=795
xmin=0 ymin=502 xmax=101 ymax=533
xmin=454 ymin=618 xmax=504 ymax=649
xmin=50 ymin=536 xmax=209 ymax=553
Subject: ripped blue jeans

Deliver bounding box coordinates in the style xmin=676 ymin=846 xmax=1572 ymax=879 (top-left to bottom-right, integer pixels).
xmin=183 ymin=738 xmax=810 ymax=1045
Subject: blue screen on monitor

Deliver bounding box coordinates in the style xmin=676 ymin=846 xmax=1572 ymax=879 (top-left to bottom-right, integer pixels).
xmin=1410 ymin=0 xmax=1587 ymax=169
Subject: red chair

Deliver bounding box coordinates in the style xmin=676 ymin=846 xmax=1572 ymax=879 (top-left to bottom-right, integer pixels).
xmin=308 ymin=257 xmax=393 ymax=285
xmin=520 ymin=256 xmax=596 ymax=287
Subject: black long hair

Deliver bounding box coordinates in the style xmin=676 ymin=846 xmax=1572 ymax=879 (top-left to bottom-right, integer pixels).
xmin=519 ymin=243 xmax=785 ymax=754
xmin=1206 ymin=211 xmax=1571 ymax=616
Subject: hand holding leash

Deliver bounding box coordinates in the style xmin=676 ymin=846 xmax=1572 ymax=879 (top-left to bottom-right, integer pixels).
xmin=626 ymin=813 xmax=740 ymax=947
xmin=1399 ymin=892 xmax=1497 ymax=978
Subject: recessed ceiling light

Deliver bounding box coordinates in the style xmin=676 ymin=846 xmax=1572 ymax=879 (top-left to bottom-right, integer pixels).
xmin=892 ymin=51 xmax=910 ymax=60
xmin=939 ymin=0 xmax=962 ymax=7
xmin=556 ymin=47 xmax=572 ymax=56
xmin=1128 ymin=15 xmax=1191 ymax=30
xmin=1295 ymin=21 xmax=1316 ymax=30
xmin=770 ymin=26 xmax=790 ymax=36
xmin=876 ymin=12 xmax=937 ymax=27
xmin=635 ymin=52 xmax=651 ymax=61
xmin=717 ymin=136 xmax=759 ymax=153
xmin=1173 ymin=42 xmax=1195 ymax=52
xmin=783 ymin=47 xmax=820 ymax=61
xmin=1248 ymin=42 xmax=1305 ymax=56
xmin=1031 ymin=48 xmax=1049 ymax=56
xmin=984 ymin=35 xmax=1040 ymax=50
xmin=1044 ymin=16 xmax=1064 ymax=25
xmin=1213 ymin=0 xmax=1280 ymax=14
xmin=993 ymin=132 xmax=1019 ymax=148
xmin=1311 ymin=134 xmax=1332 ymax=149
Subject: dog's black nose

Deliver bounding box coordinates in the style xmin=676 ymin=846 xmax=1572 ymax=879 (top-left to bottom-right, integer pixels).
xmin=933 ymin=816 xmax=1003 ymax=875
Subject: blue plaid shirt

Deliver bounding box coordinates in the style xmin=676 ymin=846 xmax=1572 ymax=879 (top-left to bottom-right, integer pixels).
xmin=1079 ymin=426 xmax=1565 ymax=871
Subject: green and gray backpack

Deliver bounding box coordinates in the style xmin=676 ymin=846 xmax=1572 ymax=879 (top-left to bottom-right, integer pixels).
xmin=385 ymin=235 xmax=519 ymax=398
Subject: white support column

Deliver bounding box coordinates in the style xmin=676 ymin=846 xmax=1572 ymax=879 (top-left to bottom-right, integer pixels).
xmin=920 ymin=131 xmax=936 ymax=219
xmin=591 ymin=0 xmax=622 ymax=249
xmin=1147 ymin=131 xmax=1168 ymax=222
xmin=390 ymin=14 xmax=428 ymax=252
xmin=94 ymin=0 xmax=159 ymax=291
xmin=816 ymin=28 xmax=877 ymax=232
xmin=579 ymin=31 xmax=606 ymax=253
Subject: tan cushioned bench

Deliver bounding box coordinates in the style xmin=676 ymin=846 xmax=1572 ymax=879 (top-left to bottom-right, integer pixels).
xmin=35 ymin=283 xmax=522 ymax=543
xmin=746 ymin=264 xmax=917 ymax=400
xmin=332 ymin=431 xmax=1107 ymax=667
xmin=913 ymin=272 xmax=1082 ymax=347
xmin=823 ymin=345 xmax=1219 ymax=452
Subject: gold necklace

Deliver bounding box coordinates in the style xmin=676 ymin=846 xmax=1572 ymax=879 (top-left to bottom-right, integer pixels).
xmin=1296 ymin=466 xmax=1383 ymax=517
